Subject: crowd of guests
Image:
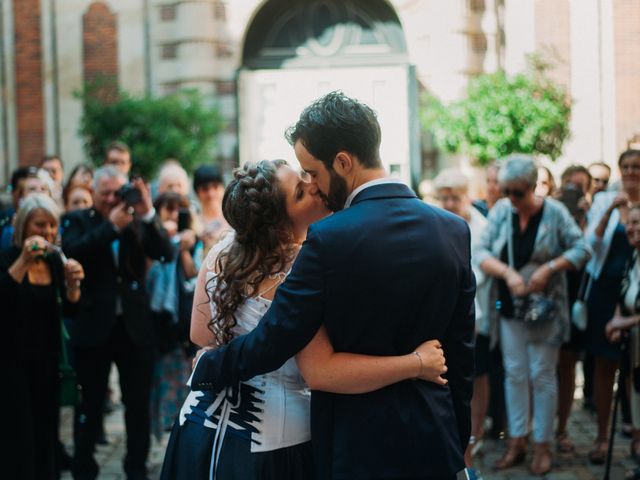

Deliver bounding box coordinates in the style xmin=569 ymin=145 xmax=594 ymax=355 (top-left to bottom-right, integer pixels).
xmin=3 ymin=143 xmax=640 ymax=479
xmin=0 ymin=143 xmax=228 ymax=480
xmin=433 ymin=151 xmax=640 ymax=478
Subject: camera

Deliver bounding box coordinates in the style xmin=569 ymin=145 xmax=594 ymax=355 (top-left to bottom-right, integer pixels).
xmin=115 ymin=183 xmax=142 ymax=206
xmin=177 ymin=208 xmax=191 ymax=232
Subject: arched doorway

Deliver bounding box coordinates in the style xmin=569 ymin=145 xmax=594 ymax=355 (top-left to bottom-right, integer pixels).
xmin=238 ymin=0 xmax=419 ymax=186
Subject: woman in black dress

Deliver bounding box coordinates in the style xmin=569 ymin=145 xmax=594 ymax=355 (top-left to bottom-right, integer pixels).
xmin=0 ymin=194 xmax=84 ymax=479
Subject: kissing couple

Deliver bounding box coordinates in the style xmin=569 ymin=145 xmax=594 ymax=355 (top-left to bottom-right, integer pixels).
xmin=161 ymin=91 xmax=475 ymax=480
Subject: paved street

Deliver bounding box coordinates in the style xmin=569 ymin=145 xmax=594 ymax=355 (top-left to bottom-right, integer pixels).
xmin=472 ymin=410 xmax=636 ymax=479
xmin=59 ymin=375 xmax=637 ymax=480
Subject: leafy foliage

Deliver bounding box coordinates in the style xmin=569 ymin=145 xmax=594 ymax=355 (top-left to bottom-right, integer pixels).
xmin=76 ymin=84 xmax=223 ymax=178
xmin=421 ymin=59 xmax=571 ymax=165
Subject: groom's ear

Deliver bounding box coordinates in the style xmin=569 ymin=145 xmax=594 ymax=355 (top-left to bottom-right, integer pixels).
xmin=333 ymin=151 xmax=355 ymax=175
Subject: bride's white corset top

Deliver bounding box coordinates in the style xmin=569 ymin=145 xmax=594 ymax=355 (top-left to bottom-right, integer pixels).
xmin=191 ymin=274 xmax=312 ymax=452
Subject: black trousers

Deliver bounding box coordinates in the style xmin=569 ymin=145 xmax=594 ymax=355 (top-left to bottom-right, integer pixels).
xmin=72 ymin=319 xmax=154 ymax=479
xmin=5 ymin=353 xmax=59 ymax=479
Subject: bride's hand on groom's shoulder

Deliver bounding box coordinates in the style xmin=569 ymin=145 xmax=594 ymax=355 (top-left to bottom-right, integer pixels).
xmin=192 ymin=345 xmax=215 ymax=369
xmin=415 ymin=340 xmax=448 ymax=386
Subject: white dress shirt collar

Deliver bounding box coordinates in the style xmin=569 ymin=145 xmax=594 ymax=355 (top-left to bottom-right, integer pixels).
xmin=344 ymin=177 xmax=406 ymax=209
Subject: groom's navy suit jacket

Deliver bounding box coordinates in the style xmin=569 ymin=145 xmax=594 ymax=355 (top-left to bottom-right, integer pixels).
xmin=192 ymin=183 xmax=475 ymax=479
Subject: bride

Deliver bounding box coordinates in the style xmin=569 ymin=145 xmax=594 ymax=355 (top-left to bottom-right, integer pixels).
xmin=161 ymin=160 xmax=449 ymax=479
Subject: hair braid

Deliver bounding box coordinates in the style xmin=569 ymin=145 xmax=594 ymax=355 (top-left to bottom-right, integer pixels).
xmin=207 ymin=160 xmax=295 ymax=345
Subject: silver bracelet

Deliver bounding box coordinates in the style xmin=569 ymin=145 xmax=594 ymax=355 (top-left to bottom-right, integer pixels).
xmin=65 ymin=280 xmax=81 ymax=290
xmin=413 ymin=351 xmax=424 ymax=378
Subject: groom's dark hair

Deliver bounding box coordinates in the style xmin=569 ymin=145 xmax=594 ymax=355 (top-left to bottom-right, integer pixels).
xmin=285 ymin=91 xmax=382 ymax=169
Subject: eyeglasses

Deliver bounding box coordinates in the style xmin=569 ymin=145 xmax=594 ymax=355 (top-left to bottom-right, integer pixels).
xmin=502 ymin=188 xmax=528 ymax=199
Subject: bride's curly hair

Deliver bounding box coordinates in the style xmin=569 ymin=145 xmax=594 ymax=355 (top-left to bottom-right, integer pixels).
xmin=207 ymin=160 xmax=297 ymax=345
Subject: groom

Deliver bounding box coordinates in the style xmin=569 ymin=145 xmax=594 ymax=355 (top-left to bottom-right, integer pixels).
xmin=192 ymin=91 xmax=475 ymax=479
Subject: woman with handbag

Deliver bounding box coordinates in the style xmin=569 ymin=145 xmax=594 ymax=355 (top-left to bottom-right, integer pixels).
xmin=0 ymin=194 xmax=84 ymax=479
xmin=475 ymin=155 xmax=590 ymax=476
xmin=584 ymin=149 xmax=640 ymax=463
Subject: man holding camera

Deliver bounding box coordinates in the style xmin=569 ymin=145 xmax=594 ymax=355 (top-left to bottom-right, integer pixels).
xmin=62 ymin=166 xmax=173 ymax=480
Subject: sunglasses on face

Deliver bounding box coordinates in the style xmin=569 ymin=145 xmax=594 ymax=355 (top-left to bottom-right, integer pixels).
xmin=502 ymin=188 xmax=528 ymax=199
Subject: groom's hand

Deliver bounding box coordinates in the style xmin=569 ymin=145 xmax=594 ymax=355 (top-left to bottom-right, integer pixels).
xmin=415 ymin=340 xmax=448 ymax=385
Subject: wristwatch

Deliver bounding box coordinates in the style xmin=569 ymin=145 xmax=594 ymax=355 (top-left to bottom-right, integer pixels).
xmin=547 ymin=259 xmax=558 ymax=273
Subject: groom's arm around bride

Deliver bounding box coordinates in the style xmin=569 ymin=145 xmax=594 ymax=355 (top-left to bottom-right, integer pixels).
xmin=191 ymin=91 xmax=475 ymax=479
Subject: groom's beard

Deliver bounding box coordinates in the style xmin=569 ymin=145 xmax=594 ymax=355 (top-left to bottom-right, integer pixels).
xmin=325 ymin=170 xmax=349 ymax=212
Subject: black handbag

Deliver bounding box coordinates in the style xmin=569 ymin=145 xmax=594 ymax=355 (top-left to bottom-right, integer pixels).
xmin=506 ymin=214 xmax=556 ymax=328
xmin=513 ymin=293 xmax=556 ymax=327
xmin=55 ymin=286 xmax=81 ymax=407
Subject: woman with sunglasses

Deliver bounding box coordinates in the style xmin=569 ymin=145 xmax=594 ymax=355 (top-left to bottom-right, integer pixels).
xmin=584 ymin=149 xmax=640 ymax=463
xmin=475 ymin=155 xmax=589 ymax=476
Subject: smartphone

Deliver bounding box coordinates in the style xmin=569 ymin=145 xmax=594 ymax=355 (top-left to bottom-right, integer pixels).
xmin=177 ymin=208 xmax=191 ymax=232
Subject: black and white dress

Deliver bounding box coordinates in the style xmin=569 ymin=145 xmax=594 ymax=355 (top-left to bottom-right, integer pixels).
xmin=160 ymin=246 xmax=312 ymax=480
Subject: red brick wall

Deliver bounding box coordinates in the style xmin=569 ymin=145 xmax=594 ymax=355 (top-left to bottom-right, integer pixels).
xmin=613 ymin=0 xmax=640 ymax=152
xmin=13 ymin=0 xmax=45 ymax=166
xmin=534 ymin=0 xmax=571 ymax=92
xmin=83 ymin=2 xmax=119 ymax=99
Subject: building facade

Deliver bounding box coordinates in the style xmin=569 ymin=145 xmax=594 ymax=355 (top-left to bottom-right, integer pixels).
xmin=0 ymin=0 xmax=639 ymax=184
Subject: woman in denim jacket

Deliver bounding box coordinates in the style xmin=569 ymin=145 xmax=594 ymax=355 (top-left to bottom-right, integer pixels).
xmin=475 ymin=155 xmax=590 ymax=476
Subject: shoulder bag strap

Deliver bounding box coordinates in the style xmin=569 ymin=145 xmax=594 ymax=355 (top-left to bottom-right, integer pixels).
xmin=54 ymin=283 xmax=72 ymax=369
xmin=506 ymin=206 xmax=515 ymax=269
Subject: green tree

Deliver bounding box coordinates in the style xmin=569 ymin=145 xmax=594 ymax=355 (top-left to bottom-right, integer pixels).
xmin=421 ymin=57 xmax=571 ymax=165
xmin=76 ymin=84 xmax=223 ymax=178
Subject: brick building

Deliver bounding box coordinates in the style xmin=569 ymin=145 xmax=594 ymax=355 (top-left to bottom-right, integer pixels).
xmin=0 ymin=0 xmax=638 ymax=184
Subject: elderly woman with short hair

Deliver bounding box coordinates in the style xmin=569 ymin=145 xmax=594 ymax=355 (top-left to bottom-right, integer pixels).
xmin=475 ymin=155 xmax=590 ymax=476
xmin=0 ymin=194 xmax=84 ymax=479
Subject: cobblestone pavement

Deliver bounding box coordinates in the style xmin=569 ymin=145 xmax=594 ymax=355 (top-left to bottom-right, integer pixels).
xmin=59 ymin=389 xmax=637 ymax=480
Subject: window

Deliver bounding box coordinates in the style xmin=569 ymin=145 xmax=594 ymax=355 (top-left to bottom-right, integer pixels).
xmin=469 ymin=0 xmax=485 ymax=12
xmin=470 ymin=33 xmax=487 ymax=53
xmin=160 ymin=5 xmax=176 ymax=22
xmin=213 ymin=2 xmax=226 ymax=21
xmin=216 ymin=80 xmax=235 ymax=95
xmin=162 ymin=44 xmax=178 ymax=60
xmin=162 ymin=82 xmax=180 ymax=94
xmin=215 ymin=43 xmax=233 ymax=58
